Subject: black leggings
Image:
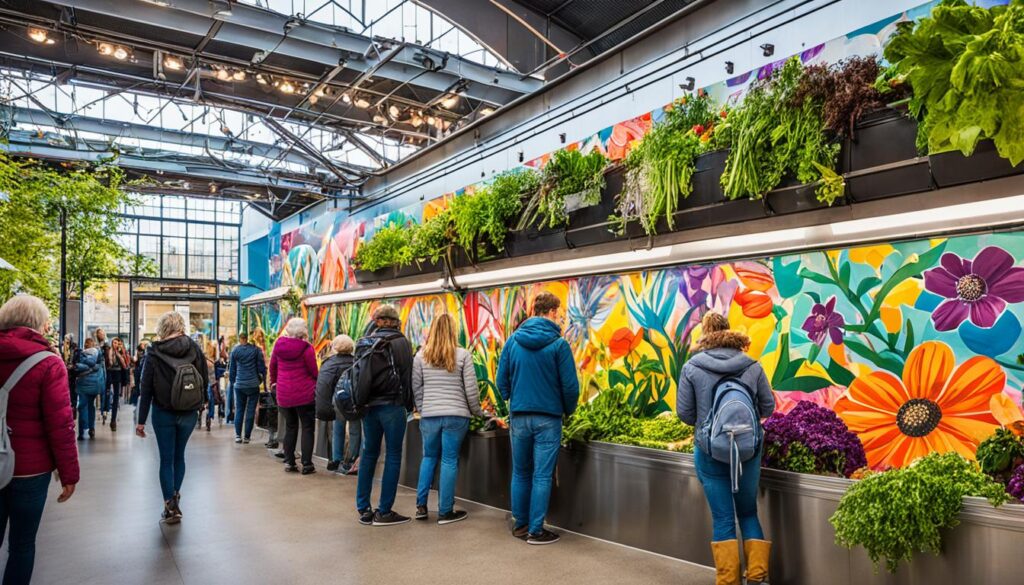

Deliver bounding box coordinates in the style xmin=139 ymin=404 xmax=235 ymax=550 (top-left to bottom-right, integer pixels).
xmin=281 ymin=404 xmax=315 ymax=467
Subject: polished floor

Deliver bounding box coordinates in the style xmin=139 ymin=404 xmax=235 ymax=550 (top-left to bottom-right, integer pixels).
xmin=22 ymin=417 xmax=714 ymax=585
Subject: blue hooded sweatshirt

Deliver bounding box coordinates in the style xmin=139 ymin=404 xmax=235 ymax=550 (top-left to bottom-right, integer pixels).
xmin=75 ymin=347 xmax=106 ymax=397
xmin=497 ymin=316 xmax=579 ymax=417
xmin=229 ymin=343 xmax=266 ymax=389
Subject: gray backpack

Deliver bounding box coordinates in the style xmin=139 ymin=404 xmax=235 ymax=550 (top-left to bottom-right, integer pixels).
xmin=0 ymin=351 xmax=57 ymax=490
xmin=694 ymin=365 xmax=761 ymax=493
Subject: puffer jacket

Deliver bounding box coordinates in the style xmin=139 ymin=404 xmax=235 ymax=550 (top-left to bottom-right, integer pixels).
xmin=0 ymin=327 xmax=80 ymax=486
xmin=229 ymin=342 xmax=266 ymax=389
xmin=413 ymin=348 xmax=485 ymax=419
xmin=269 ymin=336 xmax=318 ymax=408
xmin=497 ymin=317 xmax=579 ymax=417
xmin=315 ymin=353 xmax=353 ymax=420
xmin=676 ymin=332 xmax=775 ymax=427
xmin=75 ymin=348 xmax=106 ymax=396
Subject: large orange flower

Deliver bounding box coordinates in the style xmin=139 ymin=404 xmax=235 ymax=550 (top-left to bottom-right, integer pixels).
xmin=833 ymin=341 xmax=1005 ymax=469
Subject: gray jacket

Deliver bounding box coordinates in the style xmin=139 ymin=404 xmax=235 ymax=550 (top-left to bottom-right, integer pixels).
xmin=412 ymin=348 xmax=485 ymax=419
xmin=676 ymin=348 xmax=775 ymax=427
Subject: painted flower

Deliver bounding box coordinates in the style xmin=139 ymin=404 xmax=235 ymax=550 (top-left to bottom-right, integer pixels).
xmin=834 ymin=341 xmax=1005 ymax=469
xmin=773 ymin=385 xmax=845 ymax=415
xmin=734 ymin=289 xmax=773 ymax=319
xmin=802 ymin=296 xmax=845 ymax=346
xmin=608 ymin=328 xmax=644 ymax=360
xmin=923 ymin=246 xmax=1024 ymax=331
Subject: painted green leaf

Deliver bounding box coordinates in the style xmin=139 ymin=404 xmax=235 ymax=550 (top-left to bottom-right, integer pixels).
xmin=774 ymin=376 xmax=834 ymax=392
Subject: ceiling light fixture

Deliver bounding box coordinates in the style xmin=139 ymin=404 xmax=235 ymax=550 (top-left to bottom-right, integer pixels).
xmin=97 ymin=42 xmax=114 ymax=56
xmin=256 ymin=73 xmax=267 ymax=84
xmin=232 ymin=70 xmax=245 ymax=81
xmin=387 ymin=104 xmax=401 ymax=120
xmin=216 ymin=68 xmax=230 ymax=81
xmin=27 ymin=27 xmax=51 ymax=44
xmin=410 ymin=113 xmax=423 ymax=127
xmin=372 ymin=113 xmax=387 ymax=124
xmin=308 ymin=95 xmax=319 ymax=105
xmin=163 ymin=55 xmax=183 ymax=70
xmin=425 ymin=115 xmax=436 ymax=126
xmin=341 ymin=92 xmax=352 ymax=104
xmin=314 ymin=86 xmax=325 ymax=98
xmin=480 ymin=107 xmax=495 ymax=116
xmin=113 ymin=46 xmax=129 ymax=60
xmin=354 ymin=97 xmax=370 ymax=109
xmin=279 ymin=80 xmax=295 ymax=94
xmin=441 ymin=94 xmax=458 ymax=109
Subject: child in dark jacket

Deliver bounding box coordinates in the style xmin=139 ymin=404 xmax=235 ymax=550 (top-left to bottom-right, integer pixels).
xmin=315 ymin=335 xmax=359 ymax=473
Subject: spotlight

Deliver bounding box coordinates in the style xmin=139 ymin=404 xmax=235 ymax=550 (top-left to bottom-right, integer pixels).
xmin=410 ymin=113 xmax=423 ymax=127
xmin=372 ymin=114 xmax=386 ymax=124
xmin=559 ymin=133 xmax=566 ymax=144
xmin=440 ymin=94 xmax=458 ymax=109
xmin=341 ymin=93 xmax=352 ymax=104
xmin=164 ymin=55 xmax=183 ymax=71
xmin=518 ymin=151 xmax=524 ymax=163
xmin=232 ymin=70 xmax=245 ymax=81
xmin=314 ymin=86 xmax=325 ymax=97
xmin=279 ymin=80 xmax=295 ymax=94
xmin=480 ymin=107 xmax=494 ymax=116
xmin=354 ymin=97 xmax=370 ymax=109
xmin=425 ymin=115 xmax=436 ymax=126
xmin=216 ymin=68 xmax=230 ymax=81
xmin=97 ymin=42 xmax=114 ymax=56
xmin=725 ymin=61 xmax=734 ymax=74
xmin=113 ymin=46 xmax=129 ymax=60
xmin=256 ymin=74 xmax=268 ymax=84
xmin=761 ymin=43 xmax=775 ymax=57
xmin=209 ymin=183 xmax=218 ymax=193
xmin=308 ymin=95 xmax=318 ymax=105
xmin=679 ymin=76 xmax=695 ymax=91
xmin=388 ymin=104 xmax=401 ymax=119
xmin=27 ymin=27 xmax=50 ymax=44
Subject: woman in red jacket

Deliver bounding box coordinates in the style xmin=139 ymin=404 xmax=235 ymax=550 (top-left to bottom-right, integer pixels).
xmin=0 ymin=295 xmax=79 ymax=584
xmin=269 ymin=318 xmax=319 ymax=475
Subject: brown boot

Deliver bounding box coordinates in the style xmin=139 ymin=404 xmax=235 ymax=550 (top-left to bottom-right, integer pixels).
xmin=710 ymin=539 xmax=741 ymax=585
xmin=744 ymin=539 xmax=771 ymax=584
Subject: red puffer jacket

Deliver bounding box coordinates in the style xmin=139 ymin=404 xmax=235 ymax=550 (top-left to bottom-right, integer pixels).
xmin=268 ymin=336 xmax=318 ymax=408
xmin=0 ymin=327 xmax=80 ymax=486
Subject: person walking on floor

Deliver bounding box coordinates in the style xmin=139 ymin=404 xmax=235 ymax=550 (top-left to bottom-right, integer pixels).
xmin=107 ymin=337 xmax=130 ymax=432
xmin=497 ymin=292 xmax=579 ymax=545
xmin=95 ymin=328 xmax=111 ymax=424
xmin=413 ymin=313 xmax=485 ymax=525
xmin=220 ymin=336 xmax=234 ymax=425
xmin=230 ymin=331 xmax=266 ymax=444
xmin=314 ymin=335 xmax=361 ymax=474
xmin=0 ymin=295 xmax=80 ymax=585
xmin=136 ymin=311 xmax=209 ymax=524
xmin=203 ymin=340 xmax=224 ymax=431
xmin=62 ymin=334 xmax=80 ymax=419
xmin=677 ymin=312 xmax=775 ymax=585
xmin=74 ymin=339 xmax=105 ymax=440
xmin=130 ymin=341 xmax=148 ymax=406
xmin=355 ymin=305 xmax=414 ymax=527
xmin=268 ymin=318 xmax=319 ymax=474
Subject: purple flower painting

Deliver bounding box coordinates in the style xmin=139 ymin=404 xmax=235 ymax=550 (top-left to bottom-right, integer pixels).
xmin=802 ymin=296 xmax=844 ymax=346
xmin=923 ymin=246 xmax=1024 ymax=331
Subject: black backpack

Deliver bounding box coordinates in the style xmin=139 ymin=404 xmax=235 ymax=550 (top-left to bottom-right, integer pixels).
xmin=333 ymin=333 xmax=402 ymax=420
xmin=151 ymin=345 xmax=205 ymax=411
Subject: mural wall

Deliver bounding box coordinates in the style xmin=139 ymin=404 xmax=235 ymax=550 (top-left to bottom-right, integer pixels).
xmin=309 ymin=231 xmax=1024 ymax=470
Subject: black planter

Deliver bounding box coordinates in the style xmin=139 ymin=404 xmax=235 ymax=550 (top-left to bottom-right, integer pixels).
xmin=673 ymin=149 xmax=765 ymax=230
xmin=930 ymin=139 xmax=1024 ymax=188
xmin=505 ymin=225 xmax=567 ymax=257
xmin=353 ymin=267 xmax=392 ymax=284
xmin=394 ymin=259 xmax=442 ymax=279
xmin=764 ymin=179 xmax=829 ymax=215
xmin=845 ymin=108 xmax=932 ymax=202
xmin=564 ymin=165 xmax=627 ymax=249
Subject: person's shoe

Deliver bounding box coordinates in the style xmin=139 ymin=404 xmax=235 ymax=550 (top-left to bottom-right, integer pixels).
xmin=234 ymin=436 xmax=242 ymax=444
xmin=526 ymin=529 xmax=561 ymax=545
xmin=110 ymin=421 xmax=117 ymax=432
xmin=512 ymin=525 xmax=529 ymax=540
xmin=274 ymin=451 xmax=286 ymax=459
xmin=284 ymin=464 xmax=299 ymax=473
xmin=88 ymin=429 xmax=95 ymax=439
xmin=358 ymin=508 xmax=374 ymax=526
xmin=205 ymin=420 xmax=211 ymax=432
xmin=415 ymin=505 xmax=428 ymax=520
xmin=372 ymin=511 xmax=411 ymax=526
xmin=743 ymin=539 xmax=771 ymax=585
xmin=264 ymin=440 xmax=279 ymax=449
xmin=226 ymin=418 xmax=234 ymax=425
xmin=301 ymin=464 xmax=316 ymax=475
xmin=162 ymin=501 xmax=180 ymax=525
xmin=172 ymin=492 xmax=183 ymax=518
xmin=326 ymin=460 xmax=340 ymax=472
xmin=437 ymin=510 xmax=468 ymax=525
xmin=710 ymin=539 xmax=741 ymax=585
xmin=101 ymin=413 xmax=107 ymax=424
xmin=242 ymin=438 xmax=250 ymax=444
xmin=77 ymin=435 xmax=84 ymax=441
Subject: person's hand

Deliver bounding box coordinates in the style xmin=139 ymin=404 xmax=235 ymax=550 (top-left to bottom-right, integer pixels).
xmin=135 ymin=424 xmax=146 ymax=438
xmin=58 ymin=483 xmax=75 ymax=503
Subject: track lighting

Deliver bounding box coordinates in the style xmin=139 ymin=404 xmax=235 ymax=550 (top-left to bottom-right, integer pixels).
xmin=372 ymin=114 xmax=387 ymax=124
xmin=279 ymin=80 xmax=295 ymax=94
xmin=725 ymin=61 xmax=734 ymax=74
xmin=256 ymin=73 xmax=268 ymax=84
xmin=480 ymin=107 xmax=494 ymax=116
xmin=441 ymin=94 xmax=458 ymax=109
xmin=216 ymin=68 xmax=231 ymax=81
xmin=97 ymin=42 xmax=114 ymax=56
xmin=27 ymin=27 xmax=53 ymax=44
xmin=679 ymin=76 xmax=695 ymax=91
xmin=308 ymin=94 xmax=319 ymax=105
xmin=354 ymin=97 xmax=370 ymax=109
xmin=314 ymin=86 xmax=325 ymax=97
xmin=113 ymin=46 xmax=129 ymax=60
xmin=425 ymin=115 xmax=436 ymax=126
xmin=163 ymin=55 xmax=183 ymax=71
xmin=410 ymin=113 xmax=423 ymax=127
xmin=341 ymin=93 xmax=352 ymax=104
xmin=388 ymin=104 xmax=401 ymax=120
xmin=232 ymin=70 xmax=245 ymax=81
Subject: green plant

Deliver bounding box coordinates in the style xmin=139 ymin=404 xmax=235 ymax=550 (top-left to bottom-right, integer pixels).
xmin=410 ymin=210 xmax=453 ymax=263
xmin=562 ymin=384 xmax=642 ymax=444
xmin=795 ymin=56 xmax=907 ymax=139
xmin=883 ymin=0 xmax=1024 ymax=165
xmin=721 ymin=57 xmax=843 ymax=204
xmin=976 ymin=427 xmax=1024 ymax=476
xmin=280 ymin=286 xmax=304 ymax=316
xmin=520 ymin=148 xmax=606 ymax=230
xmin=447 ymin=169 xmax=535 ymax=260
xmin=353 ymin=223 xmax=415 ymax=271
xmin=831 ymin=452 xmax=1009 ymax=573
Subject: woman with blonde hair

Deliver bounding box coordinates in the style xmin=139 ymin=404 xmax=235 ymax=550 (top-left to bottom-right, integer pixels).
xmin=677 ymin=312 xmax=775 ymax=585
xmin=269 ymin=318 xmax=319 ymax=474
xmin=412 ymin=313 xmax=485 ymax=524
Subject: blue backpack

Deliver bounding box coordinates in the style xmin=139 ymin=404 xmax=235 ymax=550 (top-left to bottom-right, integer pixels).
xmin=694 ymin=366 xmax=761 ymax=493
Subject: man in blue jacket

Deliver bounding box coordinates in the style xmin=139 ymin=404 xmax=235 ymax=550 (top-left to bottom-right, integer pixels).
xmin=229 ymin=332 xmax=266 ymax=444
xmin=497 ymin=292 xmax=579 ymax=545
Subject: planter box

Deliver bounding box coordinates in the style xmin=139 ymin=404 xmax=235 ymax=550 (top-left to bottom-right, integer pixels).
xmin=931 ymin=139 xmax=1024 ymax=188
xmin=565 ymin=165 xmax=628 ymax=249
xmin=353 ymin=260 xmax=442 ymax=283
xmin=845 ymin=108 xmax=932 ymax=202
xmin=505 ymin=225 xmax=567 ymax=257
xmin=764 ymin=180 xmax=829 ymax=215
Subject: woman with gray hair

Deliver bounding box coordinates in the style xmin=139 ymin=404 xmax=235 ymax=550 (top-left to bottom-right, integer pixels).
xmin=269 ymin=317 xmax=319 ymax=474
xmin=0 ymin=295 xmax=79 ymax=584
xmin=135 ymin=310 xmax=209 ymax=524
xmin=315 ymin=334 xmax=361 ymax=474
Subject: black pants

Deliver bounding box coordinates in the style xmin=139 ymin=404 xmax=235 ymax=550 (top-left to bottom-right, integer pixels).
xmin=281 ymin=404 xmax=315 ymax=467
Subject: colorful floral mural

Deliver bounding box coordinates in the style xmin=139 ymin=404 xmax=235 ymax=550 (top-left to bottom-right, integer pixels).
xmin=308 ymin=231 xmax=1024 ymax=470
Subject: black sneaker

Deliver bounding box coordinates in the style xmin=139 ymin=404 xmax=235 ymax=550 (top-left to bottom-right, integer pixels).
xmin=372 ymin=511 xmax=411 ymax=526
xmin=358 ymin=508 xmax=374 ymax=525
xmin=512 ymin=525 xmax=529 ymax=540
xmin=274 ymin=451 xmax=286 ymax=459
xmin=172 ymin=492 xmax=183 ymax=518
xmin=301 ymin=465 xmax=316 ymax=475
xmin=527 ymin=529 xmax=560 ymax=545
xmin=415 ymin=505 xmax=428 ymax=520
xmin=264 ymin=440 xmax=279 ymax=449
xmin=242 ymin=438 xmax=250 ymax=444
xmin=88 ymin=429 xmax=95 ymax=439
xmin=326 ymin=460 xmax=340 ymax=472
xmin=162 ymin=501 xmax=180 ymax=525
xmin=234 ymin=436 xmax=242 ymax=444
xmin=437 ymin=510 xmax=468 ymax=525
xmin=284 ymin=464 xmax=299 ymax=473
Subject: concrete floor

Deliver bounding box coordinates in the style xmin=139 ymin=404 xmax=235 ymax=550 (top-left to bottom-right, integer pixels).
xmin=20 ymin=418 xmax=714 ymax=585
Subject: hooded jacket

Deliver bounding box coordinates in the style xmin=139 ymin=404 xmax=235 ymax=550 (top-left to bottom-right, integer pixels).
xmin=366 ymin=327 xmax=414 ymax=409
xmin=676 ymin=336 xmax=775 ymax=428
xmin=269 ymin=336 xmax=318 ymax=408
xmin=229 ymin=342 xmax=266 ymax=389
xmin=0 ymin=327 xmax=80 ymax=486
xmin=75 ymin=347 xmax=106 ymax=397
xmin=138 ymin=335 xmax=209 ymax=424
xmin=315 ymin=353 xmax=353 ymax=420
xmin=497 ymin=317 xmax=579 ymax=417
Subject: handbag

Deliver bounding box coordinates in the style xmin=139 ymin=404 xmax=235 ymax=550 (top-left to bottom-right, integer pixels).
xmin=257 ymin=385 xmax=278 ymax=431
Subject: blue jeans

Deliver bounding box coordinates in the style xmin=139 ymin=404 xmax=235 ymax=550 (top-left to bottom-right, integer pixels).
xmin=225 ymin=382 xmax=234 ymax=421
xmin=206 ymin=385 xmax=221 ymax=420
xmin=356 ymin=405 xmax=407 ymax=514
xmin=233 ymin=385 xmax=260 ymax=439
xmin=77 ymin=393 xmax=97 ymax=435
xmin=694 ymin=447 xmax=764 ymax=541
xmin=151 ymin=405 xmax=198 ymax=502
xmin=0 ymin=473 xmax=50 ymax=585
xmin=510 ymin=414 xmax=562 ymax=534
xmin=332 ymin=418 xmax=362 ymax=464
xmin=104 ymin=373 xmax=122 ymax=422
xmin=416 ymin=416 xmax=469 ymax=515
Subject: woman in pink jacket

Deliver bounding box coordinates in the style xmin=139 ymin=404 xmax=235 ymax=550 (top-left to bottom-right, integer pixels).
xmin=269 ymin=318 xmax=319 ymax=474
xmin=0 ymin=295 xmax=79 ymax=584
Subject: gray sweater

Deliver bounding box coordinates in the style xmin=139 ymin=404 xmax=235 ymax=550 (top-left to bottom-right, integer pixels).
xmin=412 ymin=348 xmax=485 ymax=419
xmin=676 ymin=348 xmax=775 ymax=426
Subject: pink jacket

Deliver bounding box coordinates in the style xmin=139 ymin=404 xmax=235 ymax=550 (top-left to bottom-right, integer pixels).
xmin=268 ymin=336 xmax=318 ymax=408
xmin=0 ymin=327 xmax=80 ymax=486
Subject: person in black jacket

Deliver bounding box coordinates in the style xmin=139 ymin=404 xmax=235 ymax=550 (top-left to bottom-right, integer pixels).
xmin=134 ymin=311 xmax=209 ymax=524
xmin=315 ymin=335 xmax=361 ymax=474
xmin=230 ymin=331 xmax=266 ymax=444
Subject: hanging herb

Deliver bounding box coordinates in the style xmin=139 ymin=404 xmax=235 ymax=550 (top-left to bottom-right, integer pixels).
xmin=794 ymin=56 xmax=907 ymax=139
xmin=481 ymin=169 xmax=537 ymax=248
xmin=883 ymin=0 xmax=1024 ymax=164
xmin=411 ymin=209 xmax=453 ymax=264
xmin=520 ymin=148 xmax=606 ymax=230
xmin=353 ymin=223 xmax=415 ymax=271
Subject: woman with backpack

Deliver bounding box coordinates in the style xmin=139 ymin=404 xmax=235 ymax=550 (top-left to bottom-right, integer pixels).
xmin=0 ymin=295 xmax=79 ymax=584
xmin=412 ymin=314 xmax=485 ymax=525
xmin=136 ymin=311 xmax=209 ymax=524
xmin=314 ymin=335 xmax=360 ymax=474
xmin=75 ymin=338 xmax=106 ymax=440
xmin=676 ymin=312 xmax=775 ymax=585
xmin=269 ymin=318 xmax=319 ymax=475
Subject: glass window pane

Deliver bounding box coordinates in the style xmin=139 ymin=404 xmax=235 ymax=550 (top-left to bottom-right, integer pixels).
xmin=163 ymin=221 xmax=185 ymax=237
xmin=139 ymin=235 xmax=160 ymax=265
xmin=163 ymin=236 xmax=186 ymax=278
xmin=139 ymin=219 xmax=161 ymax=235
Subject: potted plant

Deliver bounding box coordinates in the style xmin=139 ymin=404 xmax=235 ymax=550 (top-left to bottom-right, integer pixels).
xmin=353 ymin=222 xmax=441 ymax=283
xmin=564 ymin=163 xmax=628 ymax=248
xmin=450 ymin=169 xmax=537 ymax=264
